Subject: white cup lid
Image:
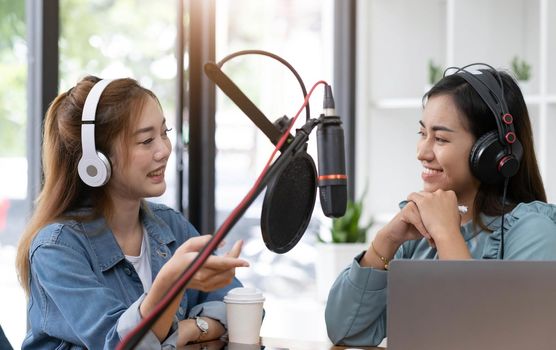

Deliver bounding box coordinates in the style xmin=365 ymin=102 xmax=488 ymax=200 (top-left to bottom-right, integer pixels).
xmin=224 ymin=287 xmax=265 ymax=303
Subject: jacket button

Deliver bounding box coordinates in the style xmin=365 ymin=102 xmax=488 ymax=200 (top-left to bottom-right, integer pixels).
xmin=178 ymin=307 xmax=184 ymax=315
xmin=124 ymin=268 xmax=132 ymax=275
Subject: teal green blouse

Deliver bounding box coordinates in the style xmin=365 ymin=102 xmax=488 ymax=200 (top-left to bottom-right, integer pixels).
xmin=324 ymin=201 xmax=556 ymax=346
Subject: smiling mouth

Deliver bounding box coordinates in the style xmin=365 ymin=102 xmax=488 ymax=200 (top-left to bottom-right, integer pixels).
xmin=423 ymin=167 xmax=443 ymax=175
xmin=147 ymin=167 xmax=165 ymax=177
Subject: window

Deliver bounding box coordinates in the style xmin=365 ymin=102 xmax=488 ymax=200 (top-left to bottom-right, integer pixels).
xmin=1 ymin=1 xmax=337 ymax=345
xmin=59 ymin=0 xmax=179 ymax=207
xmin=213 ymin=0 xmax=334 ymax=340
xmin=0 ymin=1 xmax=28 ymax=347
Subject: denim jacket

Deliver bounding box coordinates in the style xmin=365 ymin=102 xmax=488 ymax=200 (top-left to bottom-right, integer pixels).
xmin=23 ymin=201 xmax=242 ymax=350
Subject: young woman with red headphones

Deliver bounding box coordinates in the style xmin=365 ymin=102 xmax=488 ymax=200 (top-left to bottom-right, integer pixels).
xmin=325 ymin=64 xmax=556 ymax=346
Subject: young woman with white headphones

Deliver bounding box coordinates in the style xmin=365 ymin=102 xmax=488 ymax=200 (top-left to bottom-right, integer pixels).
xmin=16 ymin=76 xmax=249 ymax=349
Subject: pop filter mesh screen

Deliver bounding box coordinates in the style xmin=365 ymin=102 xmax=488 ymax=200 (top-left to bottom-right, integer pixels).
xmin=261 ymin=151 xmax=317 ymax=253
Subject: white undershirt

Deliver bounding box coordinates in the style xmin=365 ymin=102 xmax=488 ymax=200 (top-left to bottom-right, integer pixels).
xmin=125 ymin=227 xmax=153 ymax=292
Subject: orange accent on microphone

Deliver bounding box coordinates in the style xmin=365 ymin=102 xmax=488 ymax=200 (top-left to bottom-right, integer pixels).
xmin=318 ymin=174 xmax=348 ymax=181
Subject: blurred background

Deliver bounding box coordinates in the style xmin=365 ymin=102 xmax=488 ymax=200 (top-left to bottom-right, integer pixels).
xmin=1 ymin=0 xmax=555 ymax=348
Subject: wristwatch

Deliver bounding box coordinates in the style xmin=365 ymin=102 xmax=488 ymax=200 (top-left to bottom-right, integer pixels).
xmin=195 ymin=317 xmax=209 ymax=341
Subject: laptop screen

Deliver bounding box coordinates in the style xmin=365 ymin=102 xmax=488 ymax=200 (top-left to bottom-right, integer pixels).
xmin=387 ymin=260 xmax=556 ymax=350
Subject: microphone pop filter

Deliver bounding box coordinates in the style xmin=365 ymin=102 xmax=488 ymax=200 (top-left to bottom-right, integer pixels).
xmin=261 ymin=151 xmax=317 ymax=254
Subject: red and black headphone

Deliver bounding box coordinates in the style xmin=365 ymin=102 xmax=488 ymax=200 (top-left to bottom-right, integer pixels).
xmin=445 ymin=63 xmax=523 ymax=185
xmin=445 ymin=63 xmax=525 ymax=259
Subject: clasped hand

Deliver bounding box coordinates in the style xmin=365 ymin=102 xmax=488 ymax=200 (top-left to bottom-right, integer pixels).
xmin=387 ymin=189 xmax=462 ymax=249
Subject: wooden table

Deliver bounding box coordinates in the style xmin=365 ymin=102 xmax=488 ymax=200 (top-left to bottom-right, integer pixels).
xmin=180 ymin=337 xmax=385 ymax=350
xmin=263 ymin=336 xmax=385 ymax=349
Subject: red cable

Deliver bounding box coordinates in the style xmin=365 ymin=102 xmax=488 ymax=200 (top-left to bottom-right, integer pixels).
xmin=117 ymin=80 xmax=327 ymax=350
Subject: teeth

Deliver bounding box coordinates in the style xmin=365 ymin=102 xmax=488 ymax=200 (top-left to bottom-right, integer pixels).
xmin=423 ymin=167 xmax=442 ymax=175
xmin=148 ymin=169 xmax=163 ymax=177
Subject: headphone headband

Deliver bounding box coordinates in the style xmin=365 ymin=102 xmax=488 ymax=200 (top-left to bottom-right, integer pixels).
xmin=82 ymin=79 xmax=114 ymax=122
xmin=444 ymin=64 xmax=516 ymax=150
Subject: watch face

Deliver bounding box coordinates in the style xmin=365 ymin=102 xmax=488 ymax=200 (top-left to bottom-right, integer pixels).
xmin=196 ymin=317 xmax=209 ymax=333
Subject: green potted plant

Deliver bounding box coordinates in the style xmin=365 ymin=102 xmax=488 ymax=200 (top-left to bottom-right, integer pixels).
xmin=428 ymin=59 xmax=443 ymax=86
xmin=329 ymin=198 xmax=372 ymax=243
xmin=425 ymin=59 xmax=443 ymax=92
xmin=511 ymin=56 xmax=531 ymax=81
xmin=315 ymin=193 xmax=373 ymax=300
xmin=511 ymin=56 xmax=532 ymax=93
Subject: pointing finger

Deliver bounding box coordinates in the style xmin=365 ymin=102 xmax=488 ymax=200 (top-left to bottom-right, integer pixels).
xmin=204 ymin=255 xmax=250 ymax=269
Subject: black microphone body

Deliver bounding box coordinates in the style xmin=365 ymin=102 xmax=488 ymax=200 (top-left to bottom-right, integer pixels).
xmin=317 ymin=86 xmax=348 ymax=218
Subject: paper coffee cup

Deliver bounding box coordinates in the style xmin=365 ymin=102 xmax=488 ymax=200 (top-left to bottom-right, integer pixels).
xmin=224 ymin=287 xmax=265 ymax=344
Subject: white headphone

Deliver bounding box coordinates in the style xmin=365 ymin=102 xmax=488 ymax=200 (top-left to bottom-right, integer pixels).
xmin=77 ymin=79 xmax=114 ymax=187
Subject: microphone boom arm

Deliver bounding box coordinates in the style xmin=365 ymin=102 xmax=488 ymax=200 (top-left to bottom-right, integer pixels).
xmin=204 ymin=62 xmax=291 ymax=146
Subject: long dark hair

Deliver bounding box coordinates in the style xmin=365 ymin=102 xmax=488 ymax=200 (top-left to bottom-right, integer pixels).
xmin=424 ymin=69 xmax=546 ymax=230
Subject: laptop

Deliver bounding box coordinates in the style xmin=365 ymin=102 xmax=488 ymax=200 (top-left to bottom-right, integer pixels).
xmin=387 ymin=260 xmax=556 ymax=350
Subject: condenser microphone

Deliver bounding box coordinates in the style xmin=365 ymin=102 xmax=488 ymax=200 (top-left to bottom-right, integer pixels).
xmin=316 ymin=85 xmax=348 ymax=218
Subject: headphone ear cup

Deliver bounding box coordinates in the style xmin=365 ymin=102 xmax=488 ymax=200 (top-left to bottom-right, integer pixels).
xmin=78 ymin=151 xmax=111 ymax=187
xmin=469 ymin=130 xmax=521 ymax=185
xmin=499 ymin=138 xmax=522 ymax=179
xmin=470 ymin=131 xmax=504 ymax=185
